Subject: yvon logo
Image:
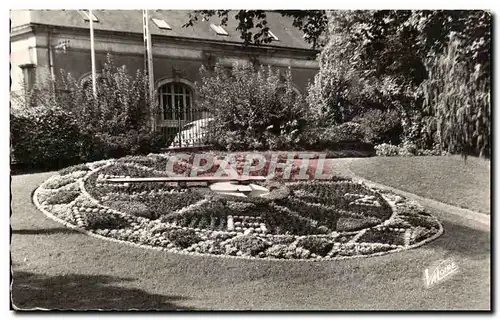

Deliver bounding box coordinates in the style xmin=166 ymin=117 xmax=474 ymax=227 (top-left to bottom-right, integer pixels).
xmin=424 ymin=259 xmax=459 ymax=288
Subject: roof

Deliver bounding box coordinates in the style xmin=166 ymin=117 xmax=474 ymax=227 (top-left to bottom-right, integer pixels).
xmin=10 ymin=10 xmax=314 ymax=51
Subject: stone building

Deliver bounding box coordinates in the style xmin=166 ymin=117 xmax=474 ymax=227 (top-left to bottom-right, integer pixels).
xmin=10 ymin=10 xmax=319 ymax=137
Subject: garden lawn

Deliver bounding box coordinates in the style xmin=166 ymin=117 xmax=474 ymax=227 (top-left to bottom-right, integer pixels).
xmin=349 ymin=156 xmax=490 ymax=214
xmin=10 ymin=171 xmax=490 ymax=310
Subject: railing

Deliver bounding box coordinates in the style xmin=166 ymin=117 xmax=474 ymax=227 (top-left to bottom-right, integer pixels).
xmin=155 ymin=109 xmax=213 ymax=150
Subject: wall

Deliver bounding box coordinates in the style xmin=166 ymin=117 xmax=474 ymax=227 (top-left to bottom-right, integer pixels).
xmin=11 ymin=25 xmax=318 ymax=113
xmin=10 ymin=34 xmax=37 ymax=94
xmin=39 ymin=28 xmax=318 ymax=93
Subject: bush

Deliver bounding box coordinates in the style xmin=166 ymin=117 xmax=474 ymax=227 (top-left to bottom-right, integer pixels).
xmin=164 ymin=228 xmax=202 ymax=248
xmin=354 ymin=109 xmax=403 ymax=145
xmin=11 ymin=106 xmax=85 ymax=168
xmin=318 ymin=122 xmax=365 ymax=145
xmin=299 ymin=122 xmax=374 ymax=152
xmin=44 ymin=190 xmax=80 ymax=205
xmin=196 ymin=62 xmax=307 ymax=151
xmin=265 ymin=244 xmax=310 ymax=259
xmin=227 ymin=235 xmax=271 ymax=256
xmin=81 ymin=210 xmax=130 ymax=230
xmin=11 ymin=54 xmax=164 ymax=168
xmin=296 ymin=237 xmax=334 ymax=256
xmin=42 ymin=175 xmax=77 ymax=189
xmin=106 ymin=200 xmax=153 ymax=219
xmin=58 ymin=164 xmax=90 ymax=176
xmin=336 ymin=217 xmax=381 ymax=232
xmin=374 ymin=143 xmax=401 ymax=157
xmin=421 ymin=36 xmax=491 ymax=158
xmin=374 ymin=143 xmax=446 ymax=157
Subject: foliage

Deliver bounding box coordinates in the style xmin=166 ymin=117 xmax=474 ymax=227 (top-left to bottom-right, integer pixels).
xmin=302 ymin=122 xmax=370 ymax=151
xmin=328 ymin=122 xmax=366 ymax=143
xmin=106 ymin=200 xmax=153 ymax=219
xmin=306 ymin=10 xmax=491 ymax=157
xmin=81 ymin=210 xmax=130 ymax=230
xmin=296 ymin=237 xmax=333 ymax=256
xmin=45 ymin=190 xmax=80 ymax=205
xmin=374 ymin=143 xmax=445 ymax=157
xmin=227 ymin=235 xmax=271 ymax=255
xmin=420 ymin=36 xmax=490 ymax=158
xmin=336 ymin=217 xmax=381 ymax=232
xmin=265 ymin=244 xmax=311 ymax=259
xmin=58 ymin=164 xmax=90 ymax=176
xmin=184 ymin=10 xmax=327 ymax=49
xmin=11 ymin=54 xmax=164 ymax=167
xmin=164 ymin=228 xmax=202 ymax=248
xmin=11 ymin=105 xmax=85 ymax=168
xmin=354 ymin=109 xmax=403 ymax=145
xmin=42 ymin=175 xmax=77 ymax=189
xmin=196 ymin=62 xmax=307 ymax=151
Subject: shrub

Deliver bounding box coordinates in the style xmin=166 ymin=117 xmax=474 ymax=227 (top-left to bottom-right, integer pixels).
xmin=374 ymin=143 xmax=401 ymax=156
xmin=58 ymin=164 xmax=90 ymax=176
xmin=164 ymin=228 xmax=202 ymax=248
xmin=42 ymin=175 xmax=76 ymax=189
xmin=196 ymin=62 xmax=307 ymax=151
xmin=271 ymin=235 xmax=296 ymax=245
xmin=357 ymin=229 xmax=405 ymax=246
xmin=88 ymin=130 xmax=165 ymax=161
xmin=265 ymin=244 xmax=310 ymax=259
xmin=305 ymin=33 xmax=363 ymax=126
xmin=228 ymin=235 xmax=271 ymax=256
xmin=421 ymin=36 xmax=490 ymax=158
xmin=11 ymin=54 xmax=164 ymax=168
xmin=296 ymin=237 xmax=334 ymax=256
xmin=354 ymin=109 xmax=403 ymax=145
xmin=299 ymin=122 xmax=374 ymax=152
xmin=10 ymin=106 xmax=84 ymax=168
xmin=336 ymin=217 xmax=381 ymax=232
xmin=374 ymin=143 xmax=445 ymax=157
xmin=44 ymin=190 xmax=80 ymax=205
xmin=81 ymin=210 xmax=130 ymax=230
xmin=318 ymin=122 xmax=365 ymax=146
xmin=106 ymin=200 xmax=153 ymax=219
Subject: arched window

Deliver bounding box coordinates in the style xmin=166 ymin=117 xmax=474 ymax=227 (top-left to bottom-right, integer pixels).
xmin=277 ymin=84 xmax=301 ymax=99
xmin=157 ymin=82 xmax=193 ymax=121
xmin=79 ymin=73 xmax=104 ymax=92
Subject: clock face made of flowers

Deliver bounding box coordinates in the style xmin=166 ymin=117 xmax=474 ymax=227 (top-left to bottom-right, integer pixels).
xmin=34 ymin=158 xmax=443 ymax=261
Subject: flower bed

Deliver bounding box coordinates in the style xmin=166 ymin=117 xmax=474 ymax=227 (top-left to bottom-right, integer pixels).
xmin=33 ymin=154 xmax=443 ymax=261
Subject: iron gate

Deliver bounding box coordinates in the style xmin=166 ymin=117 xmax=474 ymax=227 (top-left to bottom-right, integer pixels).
xmin=156 ymin=107 xmax=213 ymax=149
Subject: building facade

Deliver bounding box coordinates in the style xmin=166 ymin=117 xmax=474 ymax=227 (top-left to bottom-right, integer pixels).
xmin=10 ymin=10 xmax=319 ymax=137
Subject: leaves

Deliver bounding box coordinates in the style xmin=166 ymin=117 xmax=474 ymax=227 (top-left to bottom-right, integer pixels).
xmin=183 ymin=10 xmax=327 ymax=49
xmin=196 ymin=62 xmax=306 ymax=151
xmin=421 ymin=36 xmax=490 ymax=158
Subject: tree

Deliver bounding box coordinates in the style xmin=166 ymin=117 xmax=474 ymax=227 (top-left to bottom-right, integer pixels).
xmin=184 ymin=10 xmax=491 ymax=157
xmin=421 ymin=36 xmax=490 ymax=158
xmin=183 ymin=10 xmax=328 ymax=49
xmin=305 ymin=10 xmax=490 ymax=155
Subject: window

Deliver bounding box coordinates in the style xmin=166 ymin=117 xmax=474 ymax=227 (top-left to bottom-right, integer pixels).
xmin=152 ymin=18 xmax=172 ymax=30
xmin=157 ymin=82 xmax=193 ymax=121
xmin=267 ymin=30 xmax=279 ymax=41
xmin=277 ymin=85 xmax=300 ymax=100
xmin=20 ymin=64 xmax=36 ymax=92
xmin=79 ymin=73 xmax=106 ymax=93
xmin=210 ymin=24 xmax=228 ymax=36
xmin=78 ymin=10 xmax=99 ymax=22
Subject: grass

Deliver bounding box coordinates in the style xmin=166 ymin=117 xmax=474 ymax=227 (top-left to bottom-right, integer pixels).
xmin=349 ymin=156 xmax=490 ymax=214
xmin=11 ymin=171 xmax=490 ymax=310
